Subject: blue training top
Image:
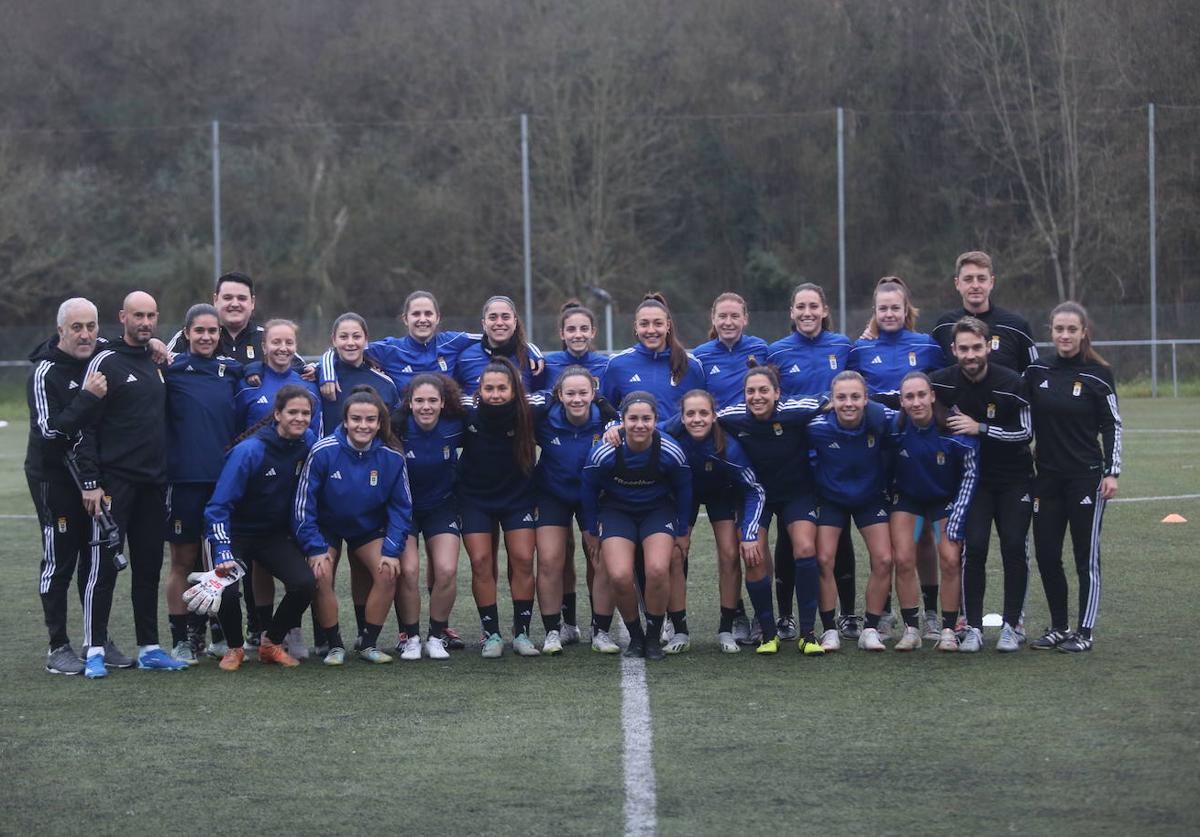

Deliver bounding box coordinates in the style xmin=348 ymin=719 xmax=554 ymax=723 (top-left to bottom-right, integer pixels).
xmin=164 ymin=352 xmax=243 ymax=483
xmin=600 ymin=343 xmax=705 ymax=420
xmin=889 ymin=418 xmax=979 ymax=542
xmin=542 ymin=349 xmax=610 ymax=390
xmin=204 ymin=423 xmax=316 ymax=542
xmin=319 ymin=356 xmax=401 ymax=435
xmin=530 ymin=395 xmax=607 ymax=507
xmin=454 ymin=340 xmax=546 ymax=395
xmin=319 ymin=331 xmax=481 ymax=397
xmin=396 ymin=413 xmax=463 ymax=512
xmin=807 ymin=400 xmax=896 ymax=510
xmin=716 ymin=396 xmax=825 ymax=502
xmin=767 ymin=330 xmax=853 ymax=399
xmin=581 ymin=431 xmax=693 ymax=537
xmin=848 ymin=329 xmax=944 ymax=405
xmin=692 ymin=334 xmax=770 ymax=409
xmin=293 ymin=425 xmax=413 ymax=558
xmin=234 ymin=366 xmax=323 ymax=435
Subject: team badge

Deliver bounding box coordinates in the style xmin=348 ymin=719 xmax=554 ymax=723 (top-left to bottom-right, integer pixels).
xmin=936 ymin=451 xmax=946 ymax=466
xmin=773 ymin=422 xmax=783 ymax=436
xmin=218 ymin=363 xmax=226 ymax=377
xmin=57 ymin=517 xmax=68 ymax=534
xmin=369 ymin=469 xmax=379 ymax=486
xmin=908 ymin=352 xmax=917 ymax=366
xmin=986 ymin=403 xmax=996 ymax=419
xmin=246 ymin=346 xmax=255 ymax=359
xmin=828 ymin=354 xmax=838 ymax=370
xmin=991 ymin=336 xmax=1000 ymax=351
xmin=705 ymin=461 xmax=713 ymax=472
xmin=592 ymin=434 xmax=601 ymax=444
xmin=1033 ymin=498 xmax=1040 ymax=513
xmin=437 ymin=356 xmax=448 ymax=371
xmin=443 ymin=446 xmax=451 ymax=460
xmin=103 ymin=495 xmax=113 ymax=509
xmin=174 ymin=519 xmax=183 ymax=535
xmin=1072 ymin=382 xmax=1082 ymax=397
xmin=867 ymin=434 xmax=876 ymax=448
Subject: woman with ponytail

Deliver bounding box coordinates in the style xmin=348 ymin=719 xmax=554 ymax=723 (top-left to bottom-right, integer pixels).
xmin=601 ymin=292 xmax=704 ymax=420
xmin=693 ymin=293 xmax=769 ymax=408
xmin=544 ymin=300 xmax=610 ymax=385
xmin=455 ymin=296 xmax=546 ymax=395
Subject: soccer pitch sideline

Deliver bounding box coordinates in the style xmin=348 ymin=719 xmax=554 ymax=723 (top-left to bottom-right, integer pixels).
xmin=1 ymin=399 xmax=1197 ymax=837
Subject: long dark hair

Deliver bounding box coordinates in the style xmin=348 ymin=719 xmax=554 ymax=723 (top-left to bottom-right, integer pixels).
xmin=477 ymin=358 xmax=536 ymax=475
xmin=636 ymin=292 xmax=689 ymax=384
xmin=789 ymin=283 xmax=832 ymax=334
xmin=1050 ymin=301 xmax=1109 ymax=366
xmin=342 ymin=384 xmax=401 ymax=452
xmin=228 ymin=383 xmax=314 ymax=449
xmin=895 ymin=371 xmax=949 ymax=431
xmin=558 ymin=299 xmax=597 ymax=352
xmin=481 ymin=295 xmax=533 ymax=376
xmin=680 ymin=388 xmax=726 ymax=456
xmin=396 ymin=373 xmax=467 ymax=423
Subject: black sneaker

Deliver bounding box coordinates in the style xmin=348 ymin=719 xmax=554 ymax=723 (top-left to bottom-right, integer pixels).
xmin=1058 ymin=633 xmax=1093 ymax=653
xmin=1030 ymin=628 xmax=1072 ymax=650
xmin=837 ymin=614 xmax=862 ymax=639
xmin=624 ymin=634 xmax=646 ymax=659
xmin=643 ymin=639 xmax=666 ymax=661
xmin=104 ymin=639 xmax=136 ymax=668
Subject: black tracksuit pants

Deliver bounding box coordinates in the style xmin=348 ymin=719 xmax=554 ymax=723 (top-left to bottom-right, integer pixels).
xmin=1033 ymin=472 xmax=1105 ymax=633
xmin=27 ymin=477 xmax=90 ymax=649
xmin=217 ymin=533 xmax=316 ymax=647
xmin=962 ymin=481 xmax=1033 ymax=629
xmin=82 ymin=477 xmax=167 ymax=649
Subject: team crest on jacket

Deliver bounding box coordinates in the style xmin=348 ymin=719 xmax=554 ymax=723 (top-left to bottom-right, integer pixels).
xmin=218 ymin=363 xmax=226 ymax=377
xmin=986 ymin=403 xmax=996 ymax=419
xmin=443 ymin=446 xmax=451 ymax=460
xmin=174 ymin=519 xmax=183 ymax=535
xmin=867 ymin=434 xmax=876 ymax=448
xmin=907 ymin=352 xmax=917 ymax=366
xmin=369 ymin=470 xmax=378 ymax=486
xmin=246 ymin=346 xmax=255 ymax=359
xmin=437 ymin=356 xmax=448 ymax=371
xmin=936 ymin=451 xmax=946 ymax=465
xmin=705 ymin=461 xmax=713 ymax=472
xmin=828 ymin=354 xmax=838 ymax=370
xmin=1072 ymin=382 xmax=1082 ymax=397
xmin=991 ymin=336 xmax=1001 ymax=351
xmin=773 ymin=422 xmax=783 ymax=436
xmin=57 ymin=517 xmax=68 ymax=534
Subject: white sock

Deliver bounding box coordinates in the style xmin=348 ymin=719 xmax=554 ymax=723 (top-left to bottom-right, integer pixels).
xmin=87 ymin=646 xmax=105 ymax=659
xmin=139 ymin=644 xmax=160 ymax=654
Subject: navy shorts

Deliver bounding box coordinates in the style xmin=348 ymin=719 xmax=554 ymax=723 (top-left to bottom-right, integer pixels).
xmin=689 ymin=492 xmax=737 ymax=528
xmin=535 ymin=493 xmax=585 ymax=529
xmin=320 ymin=526 xmax=387 ymax=553
xmin=817 ymin=494 xmax=892 ymax=530
xmin=890 ymin=492 xmax=953 ymax=522
xmin=166 ymin=482 xmax=216 ymax=543
xmin=459 ymin=501 xmax=537 ymax=535
xmin=598 ymin=502 xmax=678 ymax=543
xmin=412 ymin=503 xmax=462 ymax=541
xmin=760 ymin=495 xmax=818 ymax=532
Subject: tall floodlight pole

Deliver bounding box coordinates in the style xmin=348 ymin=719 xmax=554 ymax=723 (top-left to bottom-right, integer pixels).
xmin=1148 ymin=103 xmax=1158 ymax=398
xmin=837 ymin=107 xmax=847 ymax=334
xmin=521 ymin=114 xmax=534 ymax=341
xmin=212 ymin=120 xmax=222 ymax=280
xmin=586 ymin=286 xmax=614 ymax=353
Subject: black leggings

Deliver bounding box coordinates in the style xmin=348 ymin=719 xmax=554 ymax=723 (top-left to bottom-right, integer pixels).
xmin=217 ymin=533 xmax=316 ymax=647
xmin=962 ymin=481 xmax=1033 ymax=628
xmin=1032 ymin=472 xmax=1105 ymax=633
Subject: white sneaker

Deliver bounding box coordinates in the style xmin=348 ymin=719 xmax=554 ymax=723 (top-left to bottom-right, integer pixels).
xmin=876 ymin=612 xmax=896 ymax=642
xmin=425 ymin=635 xmax=450 ymax=660
xmin=559 ymin=623 xmax=581 ymax=645
xmin=996 ymin=622 xmax=1021 ymax=653
xmin=663 ymin=632 xmax=690 ymax=654
xmin=747 ymin=618 xmax=763 ymax=645
xmin=776 ymin=616 xmax=799 ymax=640
xmin=660 ymin=619 xmax=675 ymax=646
xmin=400 ymin=634 xmax=423 ymax=661
xmin=1015 ymin=617 xmax=1027 ymax=645
xmin=857 ymin=627 xmax=886 ymax=652
xmin=935 ymin=627 xmax=959 ymax=652
xmin=481 ymin=632 xmax=504 ymax=658
xmin=922 ymin=610 xmax=941 ymax=641
xmin=895 ymin=625 xmax=922 ymax=651
xmin=731 ymin=614 xmax=752 ymax=645
xmin=284 ymin=627 xmax=310 ymax=659
xmin=205 ymin=639 xmax=230 ymax=659
xmin=512 ymin=633 xmax=541 ymax=657
xmin=542 ymin=630 xmax=563 ymax=655
xmin=820 ymin=628 xmax=842 ymax=652
xmin=959 ymin=626 xmax=983 ymax=653
xmin=170 ymin=641 xmax=198 ymax=666
xmin=717 ymin=631 xmax=740 ymax=653
xmin=591 ymin=630 xmax=620 ymax=654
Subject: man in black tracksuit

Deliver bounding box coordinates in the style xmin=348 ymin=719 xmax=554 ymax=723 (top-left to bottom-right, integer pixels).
xmin=76 ymin=291 xmax=187 ymax=672
xmin=166 ymin=272 xmax=267 ymax=365
xmin=932 ymin=251 xmax=1038 ymax=373
xmin=24 ymin=298 xmax=119 ymax=674
xmin=930 ymin=316 xmax=1034 ymax=652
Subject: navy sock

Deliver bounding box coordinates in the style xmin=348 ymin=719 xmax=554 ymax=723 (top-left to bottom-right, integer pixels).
xmin=645 ymin=612 xmax=665 ymax=642
xmin=922 ymin=585 xmax=939 ymax=612
xmin=359 ymin=622 xmax=383 ymax=650
xmin=792 ymin=556 xmax=819 ymax=635
xmin=325 ymin=623 xmax=344 ymax=651
xmin=745 ymin=577 xmax=777 ymax=640
xmin=313 ymin=622 xmax=328 ymax=647
xmin=594 ymin=612 xmax=614 ymax=633
xmin=901 ymin=606 xmax=920 ymax=628
xmin=942 ymin=610 xmax=958 ymax=630
xmin=718 ymin=606 xmax=737 ymax=633
xmin=477 ymin=603 xmax=500 ymax=636
xmin=735 ymin=598 xmax=747 ymax=618
xmin=562 ymin=593 xmax=578 ymax=626
xmin=403 ymin=622 xmax=419 ymax=639
xmin=429 ymin=619 xmax=448 ymax=639
xmin=624 ymin=618 xmax=644 ymax=640
xmin=169 ymin=614 xmax=188 ymax=645
xmin=668 ymin=610 xmax=688 ymax=635
xmin=353 ymin=604 xmax=367 ymax=634
xmin=209 ymin=619 xmax=225 ymax=643
xmin=864 ymin=612 xmax=881 ymax=630
xmin=820 ymin=609 xmax=837 ymax=631
xmin=512 ymin=599 xmax=534 ymax=637
xmin=542 ymin=612 xmax=562 ymax=634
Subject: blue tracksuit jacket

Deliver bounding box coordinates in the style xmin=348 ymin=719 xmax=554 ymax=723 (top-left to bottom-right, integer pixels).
xmin=889 ymin=418 xmax=979 ymax=541
xmin=164 ymin=352 xmax=243 ymax=483
xmin=692 ymin=334 xmax=770 ymax=408
xmin=204 ymin=424 xmax=316 ymax=542
xmin=600 ymin=343 xmax=705 ymax=420
xmin=716 ymin=397 xmax=825 ymax=502
xmin=807 ymin=400 xmax=896 ymax=509
xmin=580 ymin=432 xmax=693 ymax=537
xmin=767 ymin=330 xmax=854 ymax=398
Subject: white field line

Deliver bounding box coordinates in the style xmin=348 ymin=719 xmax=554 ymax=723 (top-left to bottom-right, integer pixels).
xmin=1111 ymin=493 xmax=1200 ymax=504
xmin=1122 ymin=429 xmax=1200 ymax=434
xmin=620 ymin=654 xmax=657 ymax=837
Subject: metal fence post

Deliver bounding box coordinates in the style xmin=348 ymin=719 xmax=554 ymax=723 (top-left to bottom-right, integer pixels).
xmin=521 ymin=113 xmax=534 ymax=342
xmin=212 ymin=120 xmax=222 ymax=281
xmin=1149 ymin=103 xmax=1158 ymax=397
xmin=836 ymin=106 xmax=847 ymax=335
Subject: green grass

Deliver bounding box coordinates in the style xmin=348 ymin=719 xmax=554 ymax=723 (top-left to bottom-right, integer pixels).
xmin=1 ymin=400 xmax=1198 ymax=835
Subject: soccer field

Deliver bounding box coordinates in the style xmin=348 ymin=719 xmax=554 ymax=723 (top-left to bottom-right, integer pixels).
xmin=1 ymin=399 xmax=1198 ymax=837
